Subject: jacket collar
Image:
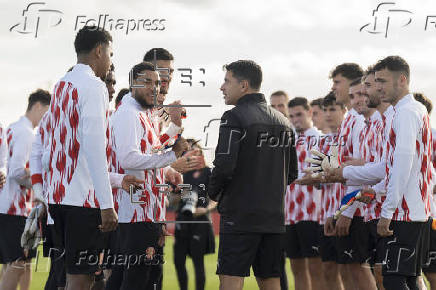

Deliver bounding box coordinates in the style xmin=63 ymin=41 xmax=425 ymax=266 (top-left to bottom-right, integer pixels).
xmin=394 ymin=93 xmax=413 ymax=110
xmin=236 ymin=93 xmax=266 ymax=105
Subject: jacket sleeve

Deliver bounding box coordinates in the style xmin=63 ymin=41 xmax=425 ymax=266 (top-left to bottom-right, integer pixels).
xmin=0 ymin=124 xmax=7 ymax=175
xmin=208 ymin=111 xmax=243 ymax=201
xmin=287 ymin=129 xmax=298 ymax=185
xmin=80 ymin=84 xmax=114 ymax=210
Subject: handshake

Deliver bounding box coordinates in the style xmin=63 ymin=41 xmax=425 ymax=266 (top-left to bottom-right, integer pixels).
xmin=294 ymin=146 xmax=340 ymax=186
xmin=304 ymin=145 xmax=340 ymax=176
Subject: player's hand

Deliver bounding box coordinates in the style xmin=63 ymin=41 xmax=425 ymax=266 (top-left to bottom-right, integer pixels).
xmin=193 ymin=207 xmax=208 ymax=217
xmin=99 ymin=208 xmax=118 ymax=232
xmin=324 ymin=217 xmax=336 ymax=236
xmin=21 ymin=205 xmax=46 ymax=251
xmin=335 ymin=215 xmax=352 ymax=236
xmin=0 ymin=171 xmax=5 ymax=189
xmin=171 ymin=150 xmax=205 ymax=173
xmin=324 ymin=167 xmax=346 ymax=183
xmin=167 ymin=101 xmax=183 ymax=127
xmin=356 ymin=188 xmax=376 ymax=204
xmin=172 ymin=137 xmax=189 ymax=158
xmin=377 ymin=217 xmax=393 ymax=237
xmin=164 ymin=167 xmax=183 ymax=186
xmin=146 ymin=247 xmax=155 ymax=260
xmin=305 ymin=146 xmax=340 ymax=174
xmin=121 ymin=175 xmax=144 ymax=192
xmin=158 ymin=225 xmax=172 ymax=247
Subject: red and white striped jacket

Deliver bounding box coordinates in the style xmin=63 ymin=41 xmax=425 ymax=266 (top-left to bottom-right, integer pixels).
xmin=285 ymin=127 xmax=322 ymax=224
xmin=337 ymin=109 xmax=365 ymax=218
xmin=432 ymin=127 xmax=436 ymax=170
xmin=318 ymin=132 xmax=345 ymax=224
xmin=45 ymin=64 xmax=114 ymax=209
xmin=382 ymin=94 xmax=433 ymax=221
xmin=0 ymin=123 xmax=7 ymax=175
xmin=0 ymin=116 xmax=34 ymax=216
xmin=359 ymin=111 xmax=384 ymax=221
xmin=110 ymin=94 xmax=177 ymax=223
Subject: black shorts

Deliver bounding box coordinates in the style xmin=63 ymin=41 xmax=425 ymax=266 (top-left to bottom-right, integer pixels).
xmin=336 ymin=216 xmax=370 ymax=264
xmin=103 ymin=226 xmax=120 ymax=269
xmin=216 ymin=232 xmax=284 ymax=278
xmin=424 ymin=218 xmax=436 ymax=273
xmin=120 ymin=263 xmax=155 ymax=290
xmin=43 ymin=224 xmax=66 ymax=287
xmin=0 ymin=213 xmax=36 ymax=264
xmin=285 ymin=221 xmax=320 ymax=259
xmin=174 ymin=217 xmax=215 ymax=257
xmin=43 ymin=223 xmax=63 ymax=258
xmin=118 ymin=222 xmax=162 ymax=268
xmin=320 ymin=231 xmax=337 ymax=262
xmin=366 ymin=219 xmax=386 ymax=265
xmin=382 ymin=220 xmax=430 ymax=277
xmin=49 ymin=204 xmax=109 ymax=275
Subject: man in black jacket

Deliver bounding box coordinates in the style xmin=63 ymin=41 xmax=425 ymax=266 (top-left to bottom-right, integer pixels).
xmin=209 ymin=60 xmax=298 ymax=290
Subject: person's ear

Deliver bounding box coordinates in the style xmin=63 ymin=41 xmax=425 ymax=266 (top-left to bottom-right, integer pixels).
xmin=241 ymin=80 xmax=249 ymax=92
xmin=399 ymin=74 xmax=408 ymax=87
xmin=94 ymin=43 xmax=103 ymax=59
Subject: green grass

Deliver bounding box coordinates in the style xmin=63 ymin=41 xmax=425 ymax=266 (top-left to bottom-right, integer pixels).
xmin=3 ymin=237 xmax=295 ymax=290
xmin=4 ymin=242 xmax=431 ymax=290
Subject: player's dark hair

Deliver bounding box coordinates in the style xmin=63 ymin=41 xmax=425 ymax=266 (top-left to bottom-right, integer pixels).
xmin=129 ymin=62 xmax=156 ymax=90
xmin=224 ymin=60 xmax=263 ymax=91
xmin=143 ymin=48 xmax=174 ymax=62
xmin=323 ymin=91 xmax=345 ymax=109
xmin=373 ymin=56 xmax=410 ymax=81
xmin=310 ymin=98 xmax=324 ymax=109
xmin=271 ymin=90 xmax=289 ymax=98
xmin=349 ymin=77 xmax=362 ymax=87
xmin=74 ymin=26 xmax=112 ymax=54
xmin=364 ymin=65 xmax=376 ymax=78
xmin=329 ymin=63 xmax=363 ymax=81
xmin=27 ymin=89 xmax=51 ymax=111
xmin=115 ymin=88 xmax=129 ymax=107
xmin=288 ymin=97 xmax=310 ymax=111
xmin=414 ymin=92 xmax=433 ymax=114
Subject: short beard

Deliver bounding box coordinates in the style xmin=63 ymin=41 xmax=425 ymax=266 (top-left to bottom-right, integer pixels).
xmin=159 ymin=87 xmax=168 ymax=95
xmin=367 ymin=98 xmax=380 ymax=109
xmin=134 ymin=95 xmax=154 ymax=110
xmin=387 ymin=83 xmax=400 ymax=105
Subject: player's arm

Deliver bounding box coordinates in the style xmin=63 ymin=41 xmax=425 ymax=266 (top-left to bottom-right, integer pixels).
xmin=339 ymin=120 xmax=366 ymax=218
xmin=208 ymin=111 xmax=242 ymax=201
xmin=0 ymin=125 xmax=7 ymax=175
xmin=9 ymin=128 xmax=33 ymax=189
xmin=0 ymin=125 xmax=7 ymax=188
xmin=381 ymin=110 xmax=418 ymax=219
xmin=109 ymin=172 xmax=124 ymax=189
xmin=114 ymin=112 xmax=177 ymax=171
xmin=342 ymin=161 xmax=385 ymax=186
xmin=81 ymin=84 xmax=114 ymax=209
xmin=159 ymin=122 xmax=181 ymax=145
xmin=159 ymin=101 xmax=183 ymax=144
xmin=29 ymin=124 xmax=46 ymax=202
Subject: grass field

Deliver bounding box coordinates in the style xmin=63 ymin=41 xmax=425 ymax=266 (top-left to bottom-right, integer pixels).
xmin=4 ymin=241 xmax=433 ymax=289
xmin=2 ymin=237 xmax=295 ymax=290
